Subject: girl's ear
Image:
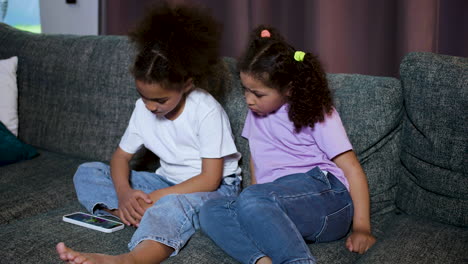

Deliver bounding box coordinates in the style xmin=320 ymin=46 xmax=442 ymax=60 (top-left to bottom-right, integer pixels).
xmin=183 ymin=78 xmax=194 ymax=93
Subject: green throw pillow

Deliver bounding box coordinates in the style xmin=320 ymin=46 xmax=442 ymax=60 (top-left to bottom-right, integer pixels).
xmin=0 ymin=121 xmax=38 ymax=166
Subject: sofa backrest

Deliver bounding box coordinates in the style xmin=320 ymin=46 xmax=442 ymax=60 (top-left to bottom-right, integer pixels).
xmin=396 ymin=52 xmax=467 ymax=227
xmin=1 ymin=24 xmax=406 ymax=216
xmin=0 ymin=24 xmax=137 ymax=162
xmin=0 ymin=23 xmax=252 ymax=180
xmin=329 ymin=74 xmax=404 ymax=215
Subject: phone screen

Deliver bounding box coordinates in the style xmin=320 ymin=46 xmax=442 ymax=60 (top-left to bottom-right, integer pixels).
xmin=65 ymin=213 xmax=121 ymax=229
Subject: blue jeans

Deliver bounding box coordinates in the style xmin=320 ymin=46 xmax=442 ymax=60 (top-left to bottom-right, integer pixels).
xmin=199 ymin=167 xmax=353 ymax=264
xmin=73 ymin=162 xmax=240 ymax=255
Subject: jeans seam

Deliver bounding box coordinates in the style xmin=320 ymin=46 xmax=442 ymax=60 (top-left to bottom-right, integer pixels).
xmin=174 ymin=195 xmax=197 ymax=244
xmin=273 ymin=194 xmax=313 ymax=257
xmin=275 ymin=188 xmax=348 ymax=199
xmin=314 ymin=203 xmax=352 ymax=242
xmin=243 ymin=193 xmax=313 ymax=260
xmin=227 ymin=200 xmax=237 ymax=216
xmin=177 ymin=207 xmax=196 ymax=239
xmin=236 ymin=205 xmax=278 ymax=263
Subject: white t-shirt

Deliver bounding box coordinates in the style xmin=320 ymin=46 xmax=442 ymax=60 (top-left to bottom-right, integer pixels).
xmin=119 ymin=88 xmax=241 ymax=184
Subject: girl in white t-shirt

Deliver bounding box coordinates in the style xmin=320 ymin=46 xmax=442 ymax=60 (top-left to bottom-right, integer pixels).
xmin=56 ymin=3 xmax=241 ymax=264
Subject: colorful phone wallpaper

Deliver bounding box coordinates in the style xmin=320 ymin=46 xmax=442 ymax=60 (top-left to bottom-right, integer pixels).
xmin=67 ymin=213 xmax=121 ymax=229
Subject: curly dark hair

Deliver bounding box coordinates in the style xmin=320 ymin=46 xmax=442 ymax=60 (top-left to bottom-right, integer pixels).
xmin=238 ymin=25 xmax=334 ymax=132
xmin=128 ymin=1 xmax=221 ymax=90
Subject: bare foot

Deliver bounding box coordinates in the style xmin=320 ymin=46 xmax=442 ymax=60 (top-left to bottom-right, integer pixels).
xmin=56 ymin=242 xmax=130 ymax=264
xmin=56 ymin=240 xmax=173 ymax=264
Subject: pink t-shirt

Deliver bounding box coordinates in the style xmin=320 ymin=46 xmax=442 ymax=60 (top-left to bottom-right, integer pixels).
xmin=242 ymin=104 xmax=352 ymax=189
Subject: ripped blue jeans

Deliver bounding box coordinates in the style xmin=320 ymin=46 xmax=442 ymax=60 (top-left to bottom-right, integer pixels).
xmin=73 ymin=162 xmax=240 ymax=256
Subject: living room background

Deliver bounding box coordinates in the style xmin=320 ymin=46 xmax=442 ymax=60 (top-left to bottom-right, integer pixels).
xmin=3 ymin=0 xmax=467 ymax=77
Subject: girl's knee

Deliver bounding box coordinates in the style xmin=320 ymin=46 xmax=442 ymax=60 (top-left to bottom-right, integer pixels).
xmin=77 ymin=161 xmax=108 ymax=170
xmin=75 ymin=162 xmax=109 ymax=175
xmin=238 ymin=185 xmax=271 ymax=203
xmin=73 ymin=162 xmax=110 ymax=183
xmin=237 ymin=186 xmax=277 ymax=215
xmin=151 ymin=194 xmax=190 ymax=214
xmin=156 ymin=193 xmax=181 ymax=205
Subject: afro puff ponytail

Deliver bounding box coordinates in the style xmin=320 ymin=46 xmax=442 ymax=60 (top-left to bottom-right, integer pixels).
xmin=129 ymin=1 xmax=221 ymax=89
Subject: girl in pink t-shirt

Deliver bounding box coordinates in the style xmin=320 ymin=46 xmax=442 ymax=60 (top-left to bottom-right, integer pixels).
xmin=200 ymin=25 xmax=376 ymax=264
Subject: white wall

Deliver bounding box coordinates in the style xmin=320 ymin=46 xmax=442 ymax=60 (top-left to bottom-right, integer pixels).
xmin=39 ymin=0 xmax=99 ymax=35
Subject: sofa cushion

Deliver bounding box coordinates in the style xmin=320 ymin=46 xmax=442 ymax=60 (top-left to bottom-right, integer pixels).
xmin=0 ymin=56 xmax=18 ymax=136
xmin=0 ymin=25 xmax=250 ymax=172
xmin=397 ymin=52 xmax=468 ymax=227
xmin=0 ymin=24 xmax=138 ymax=162
xmin=202 ymin=57 xmax=250 ymax=188
xmin=356 ymin=212 xmax=468 ymax=264
xmin=329 ymin=74 xmax=404 ymax=216
xmin=0 ymin=203 xmax=135 ymax=263
xmin=0 ymin=149 xmax=87 ymax=224
xmin=0 ymin=203 xmax=363 ymax=264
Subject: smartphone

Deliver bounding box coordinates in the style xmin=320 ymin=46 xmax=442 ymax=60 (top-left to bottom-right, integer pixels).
xmin=63 ymin=212 xmax=124 ymax=233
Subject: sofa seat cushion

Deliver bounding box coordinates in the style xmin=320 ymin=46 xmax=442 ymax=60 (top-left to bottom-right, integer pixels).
xmin=356 ymin=212 xmax=468 ymax=264
xmin=0 ymin=202 xmax=235 ymax=263
xmin=0 ymin=202 xmax=365 ymax=264
xmin=0 ymin=149 xmax=87 ymax=224
xmin=397 ymin=52 xmax=468 ymax=227
xmin=0 ymin=197 xmax=397 ymax=264
xmin=0 ymin=203 xmax=134 ymax=263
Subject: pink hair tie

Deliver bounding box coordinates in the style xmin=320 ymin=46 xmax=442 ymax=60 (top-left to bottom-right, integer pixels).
xmin=260 ymin=30 xmax=271 ymax=38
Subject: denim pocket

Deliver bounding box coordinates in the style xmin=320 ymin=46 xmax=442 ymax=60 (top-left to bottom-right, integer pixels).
xmin=314 ymin=203 xmax=353 ymax=243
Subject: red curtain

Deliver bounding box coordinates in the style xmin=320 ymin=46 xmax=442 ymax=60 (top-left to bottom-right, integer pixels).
xmin=101 ymin=0 xmax=468 ymax=77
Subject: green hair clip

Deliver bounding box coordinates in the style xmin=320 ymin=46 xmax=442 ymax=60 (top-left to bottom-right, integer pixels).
xmin=294 ymin=51 xmax=306 ymax=62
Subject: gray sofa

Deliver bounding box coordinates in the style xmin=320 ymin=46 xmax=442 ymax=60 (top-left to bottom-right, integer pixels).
xmin=0 ymin=23 xmax=466 ymax=264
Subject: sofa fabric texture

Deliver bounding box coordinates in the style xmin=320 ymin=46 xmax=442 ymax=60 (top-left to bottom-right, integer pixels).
xmin=0 ymin=23 xmax=466 ymax=263
xmin=397 ymin=53 xmax=468 ymax=227
xmin=0 ymin=30 xmax=137 ymax=162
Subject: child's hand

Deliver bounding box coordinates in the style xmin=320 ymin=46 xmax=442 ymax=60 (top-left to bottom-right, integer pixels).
xmin=117 ymin=189 xmax=152 ymax=227
xmin=345 ymin=230 xmax=376 ymax=254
